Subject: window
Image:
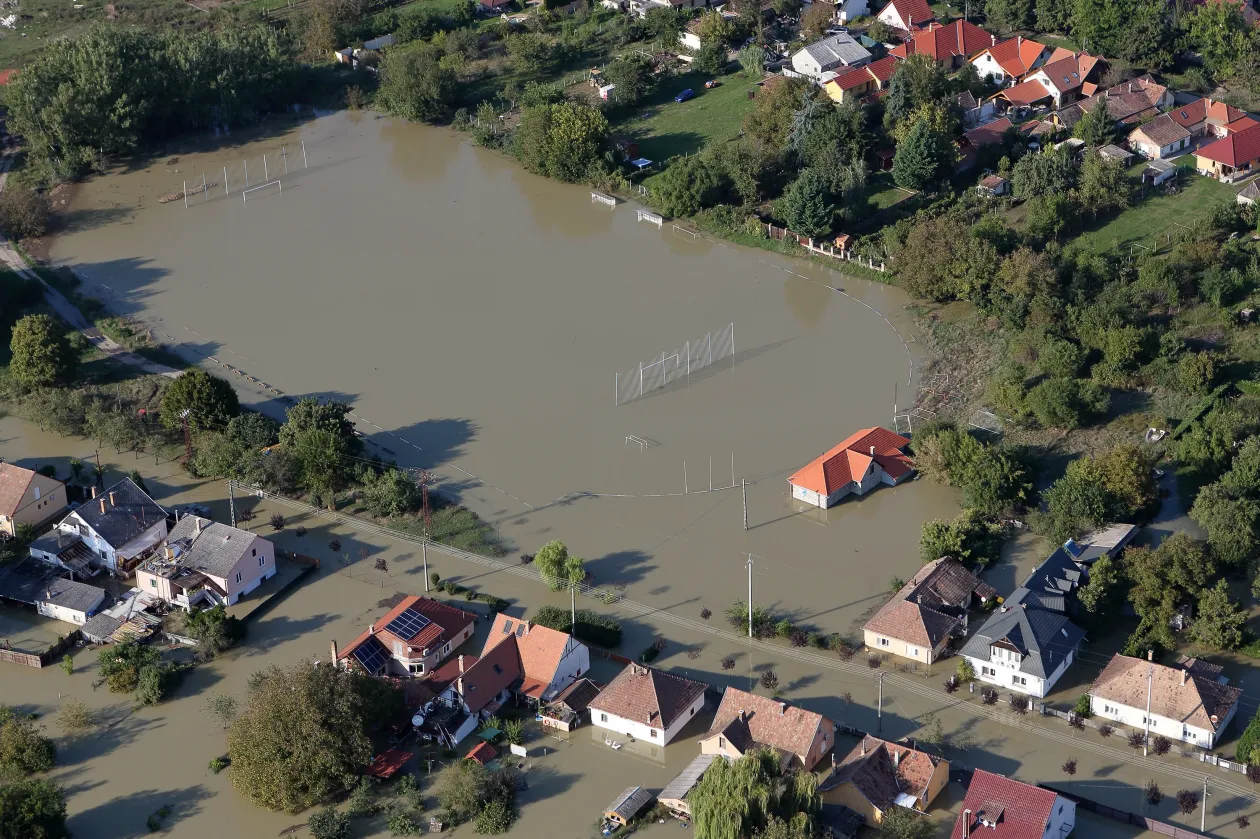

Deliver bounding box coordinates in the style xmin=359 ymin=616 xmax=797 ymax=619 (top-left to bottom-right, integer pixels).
xmin=251 ymin=548 xmax=256 ymax=557
xmin=650 ymin=729 xmax=658 ymax=739
xmin=719 ymin=737 xmax=725 ymax=749
xmin=235 ymin=572 xmax=243 ymax=584
xmin=982 ymin=666 xmax=995 ymax=677
xmin=1012 ymin=675 xmax=1026 ymax=686
xmin=258 ymin=556 xmax=265 ymax=567
xmin=910 ymin=647 xmax=920 ymax=657
xmin=149 ymin=578 xmax=156 ymax=588
xmin=600 ymin=713 xmax=608 ymax=723
xmin=878 ymin=637 xmax=890 ymax=647
xmin=33 ymin=486 xmax=41 ymax=501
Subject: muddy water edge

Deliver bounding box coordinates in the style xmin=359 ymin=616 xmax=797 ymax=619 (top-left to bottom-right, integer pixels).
xmin=4 ymin=111 xmax=1178 ymax=837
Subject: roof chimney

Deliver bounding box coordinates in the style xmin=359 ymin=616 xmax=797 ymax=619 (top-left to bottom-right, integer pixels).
xmin=330 ymin=639 xmax=339 ymax=665
xmin=369 ymin=623 xmax=375 ymax=634
xmin=1181 ymin=668 xmax=1188 ymax=686
xmin=109 ymin=491 xmax=115 ymax=506
xmin=1147 ymin=649 xmax=1154 ymax=662
xmin=963 ymin=809 xmax=972 ymax=839
xmin=738 ymin=709 xmax=745 ymax=722
xmin=892 ymin=748 xmax=901 ymax=767
xmin=90 ymin=486 xmax=97 ymax=499
xmin=870 ymin=445 xmax=876 ymax=455
xmin=459 ymin=654 xmax=466 ymax=674
xmin=457 ymin=655 xmax=465 ymax=699
xmin=100 ymin=498 xmax=106 ymax=515
xmin=194 ymin=517 xmax=202 ymax=537
xmin=861 ymin=738 xmax=868 ymax=756
xmin=991 ymin=33 xmax=996 ymax=45
xmin=779 ymin=702 xmax=787 ymax=716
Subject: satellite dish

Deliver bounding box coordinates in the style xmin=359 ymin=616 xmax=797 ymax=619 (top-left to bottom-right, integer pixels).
xmin=1211 ymin=714 xmax=1220 ymax=725
xmin=412 ymin=712 xmax=427 ymax=727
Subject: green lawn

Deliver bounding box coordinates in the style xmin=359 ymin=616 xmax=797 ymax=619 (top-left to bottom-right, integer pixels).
xmin=1075 ymin=168 xmax=1242 ymax=254
xmin=613 ymin=72 xmax=761 ymax=163
xmin=867 ymin=172 xmax=912 ymax=211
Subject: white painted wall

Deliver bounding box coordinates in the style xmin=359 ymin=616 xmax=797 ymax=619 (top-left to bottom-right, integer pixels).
xmin=543 ymin=640 xmax=590 ymax=701
xmin=1044 ymin=796 xmax=1076 ymax=839
xmin=967 ymin=647 xmax=1074 ymax=699
xmin=972 ymin=53 xmax=1012 ymax=84
xmin=37 ymin=592 xmax=104 ymax=625
xmin=837 ymin=0 xmax=868 ymax=22
xmin=593 ymin=691 xmax=705 ymax=745
xmin=1088 ymin=695 xmax=1234 ymax=747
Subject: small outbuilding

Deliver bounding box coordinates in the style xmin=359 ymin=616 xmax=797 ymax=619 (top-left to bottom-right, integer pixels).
xmin=1238 ymin=180 xmax=1260 ymax=206
xmin=1143 ymin=158 xmax=1178 ymax=186
xmin=977 ymin=174 xmax=1010 ymax=196
xmin=659 ymin=753 xmax=720 ymax=819
xmin=1098 ymin=144 xmax=1133 ymax=166
xmin=466 ymin=742 xmax=498 ymax=765
xmin=540 ymin=677 xmax=601 ymax=732
xmin=604 ymin=786 xmax=653 ymax=828
xmin=365 ymin=749 xmax=414 ymax=780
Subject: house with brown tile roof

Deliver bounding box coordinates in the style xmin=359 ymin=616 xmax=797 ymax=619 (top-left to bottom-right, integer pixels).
xmin=1128 ymin=113 xmax=1192 ymax=160
xmin=335 ymin=595 xmax=477 ymax=679
xmin=590 ymin=663 xmax=708 ymax=745
xmin=1088 ymin=653 xmax=1243 ymax=748
xmin=970 ymin=36 xmax=1052 ymax=85
xmin=863 ymin=557 xmax=996 ymax=665
xmin=1050 ymin=76 xmax=1173 ymax=134
xmin=949 ymin=770 xmax=1074 ymax=839
xmin=889 ymin=19 xmax=993 ymax=70
xmin=821 ymin=735 xmax=949 ymax=827
xmin=476 ymin=612 xmax=590 ymax=702
xmin=787 ymin=427 xmax=913 ymax=509
xmin=1169 ymin=97 xmax=1245 ymax=139
xmin=1000 ymin=52 xmax=1103 ymax=110
xmin=0 ymin=463 xmax=66 ymax=539
xmin=700 ymin=687 xmax=836 ymax=770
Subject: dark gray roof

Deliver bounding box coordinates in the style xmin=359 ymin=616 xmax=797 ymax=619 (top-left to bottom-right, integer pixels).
xmin=1021 ymin=548 xmax=1080 ymax=606
xmin=72 ymin=478 xmax=165 ymax=549
xmin=0 ymin=557 xmax=105 ymax=615
xmin=81 ymin=613 xmax=124 ymax=642
xmin=659 ymin=753 xmax=720 ymax=804
xmin=798 ymin=33 xmax=871 ymax=67
xmin=29 ymin=530 xmax=83 ymax=556
xmin=960 ymin=588 xmax=1085 ymax=679
xmin=168 ymin=516 xmax=259 ymax=578
xmin=606 ymin=786 xmax=653 ymax=820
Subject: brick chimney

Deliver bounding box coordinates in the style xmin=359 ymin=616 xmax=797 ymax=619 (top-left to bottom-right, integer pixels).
xmin=99 ymin=498 xmax=106 ymax=515
xmin=457 ymin=654 xmax=466 ymax=699
xmin=194 ymin=517 xmax=202 ymax=537
xmin=962 ymin=809 xmax=972 ymax=839
xmin=330 ymin=639 xmax=339 ymax=665
xmin=108 ymin=491 xmax=115 ymax=506
xmin=90 ymin=486 xmax=97 ymax=499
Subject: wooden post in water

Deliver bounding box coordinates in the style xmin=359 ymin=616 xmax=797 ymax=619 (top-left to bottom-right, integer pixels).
xmin=202 ymin=173 xmax=208 ymax=202
xmin=244 ymin=159 xmax=249 ymax=188
xmin=302 ymin=141 xmax=308 ymax=168
xmin=223 ymin=166 xmax=228 ymax=195
xmin=282 ymin=147 xmax=288 ymax=175
xmin=183 ymin=181 xmax=188 ymax=209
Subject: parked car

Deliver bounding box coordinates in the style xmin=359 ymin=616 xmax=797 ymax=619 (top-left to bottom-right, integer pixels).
xmin=674 ymin=89 xmax=695 ymax=103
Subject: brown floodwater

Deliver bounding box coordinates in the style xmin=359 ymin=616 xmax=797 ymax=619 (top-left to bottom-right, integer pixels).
xmin=10 ymin=111 xmax=1213 ymax=837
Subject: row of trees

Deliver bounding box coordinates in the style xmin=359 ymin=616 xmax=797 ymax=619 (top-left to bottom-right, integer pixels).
xmin=0 ymin=705 xmax=68 ymax=839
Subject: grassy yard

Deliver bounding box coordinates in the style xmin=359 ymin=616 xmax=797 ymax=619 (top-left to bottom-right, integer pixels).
xmin=613 ymin=71 xmax=761 ymax=163
xmin=1074 ymin=168 xmax=1242 ymax=255
xmin=867 ymin=172 xmax=913 ymax=211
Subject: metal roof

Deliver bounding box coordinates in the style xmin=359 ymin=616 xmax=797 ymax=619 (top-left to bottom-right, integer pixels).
xmin=798 ymin=33 xmax=871 ymax=68
xmin=659 ymin=753 xmax=721 ymax=803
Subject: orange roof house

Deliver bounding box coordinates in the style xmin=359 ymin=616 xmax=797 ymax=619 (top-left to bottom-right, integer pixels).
xmin=1195 ymin=123 xmax=1260 ymax=180
xmin=701 ymin=687 xmax=836 ymax=770
xmin=1169 ymin=97 xmax=1245 ymax=138
xmin=1001 ymin=52 xmax=1103 ymax=110
xmin=890 ymin=19 xmax=992 ymax=69
xmin=875 ymin=0 xmax=935 ymax=33
xmin=336 ymin=596 xmax=477 ymax=679
xmin=823 ymin=56 xmax=900 ymax=104
xmin=970 ymin=36 xmax=1051 ymax=84
xmin=787 ymin=427 xmax=913 ymax=509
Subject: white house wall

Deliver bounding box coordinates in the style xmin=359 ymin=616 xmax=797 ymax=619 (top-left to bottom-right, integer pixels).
xmin=37 ymin=595 xmax=103 ymax=625
xmin=593 ymin=692 xmax=705 ymax=746
xmin=544 ymin=642 xmax=590 ymax=700
xmin=972 ymin=53 xmax=1009 ymax=83
xmin=1088 ymin=695 xmax=1233 ymax=747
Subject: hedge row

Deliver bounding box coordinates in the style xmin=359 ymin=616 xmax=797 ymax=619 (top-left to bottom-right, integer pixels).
xmin=532 ymin=606 xmax=622 ymax=648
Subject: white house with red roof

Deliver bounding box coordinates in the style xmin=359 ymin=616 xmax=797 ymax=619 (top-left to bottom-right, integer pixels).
xmin=889 ymin=19 xmax=993 ymax=70
xmin=590 ymin=663 xmax=709 ymax=746
xmin=950 ymin=770 xmax=1075 ymax=839
xmin=996 ymin=51 xmax=1103 ymax=111
xmin=970 ymin=36 xmax=1052 ymax=85
xmin=787 ymin=427 xmax=914 ymax=509
xmin=875 ymin=0 xmax=934 ymax=32
xmin=335 ymin=595 xmax=477 ymax=678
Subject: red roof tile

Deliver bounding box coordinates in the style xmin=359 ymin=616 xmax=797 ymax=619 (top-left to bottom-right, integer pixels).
xmin=1225 ymin=116 xmax=1260 ymax=134
xmin=949 ymin=770 xmax=1060 ymax=839
xmin=998 ymin=78 xmax=1051 ymax=106
xmin=978 ymin=36 xmax=1048 ymax=78
xmin=0 ymin=463 xmax=36 ymax=517
xmin=965 ymin=117 xmax=1014 ymax=148
xmin=340 ymin=595 xmax=477 ymax=665
xmin=786 ymin=427 xmax=912 ymax=496
xmin=891 ymin=19 xmax=992 ymax=62
xmin=1197 ymin=123 xmax=1260 ymax=167
xmin=705 ymin=688 xmax=831 ymax=768
xmin=878 ymin=0 xmax=934 ymax=28
xmin=466 ymin=742 xmax=498 ymax=764
xmin=365 ymin=748 xmax=413 ymax=779
xmin=590 ymin=663 xmax=708 ymax=730
xmin=0 ymin=69 xmax=17 ymax=86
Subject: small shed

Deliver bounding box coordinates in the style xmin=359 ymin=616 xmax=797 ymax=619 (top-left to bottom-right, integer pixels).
xmin=1098 ymin=144 xmax=1133 ymax=166
xmin=362 ymin=33 xmax=396 ymax=51
xmin=365 ymin=749 xmax=413 ymax=780
xmin=977 ymin=174 xmax=1010 ymax=197
xmin=81 ymin=613 xmax=124 ymax=644
xmin=658 ymin=753 xmax=719 ymax=819
xmin=599 ymin=84 xmax=617 ymax=101
xmin=541 ymin=677 xmax=601 ymax=732
xmin=1238 ymin=180 xmax=1260 ymax=206
xmin=466 ymin=742 xmax=498 ymax=765
xmin=1144 ymin=158 xmax=1177 ymax=186
xmin=604 ymin=786 xmax=653 ymax=828
xmin=833 ymin=234 xmax=853 ymax=256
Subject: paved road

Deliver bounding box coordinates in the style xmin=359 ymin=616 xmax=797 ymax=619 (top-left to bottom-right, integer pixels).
xmin=0 ymin=153 xmax=181 ymax=379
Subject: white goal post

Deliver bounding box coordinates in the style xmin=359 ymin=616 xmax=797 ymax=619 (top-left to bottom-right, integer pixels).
xmin=242 ymin=180 xmax=282 ymax=203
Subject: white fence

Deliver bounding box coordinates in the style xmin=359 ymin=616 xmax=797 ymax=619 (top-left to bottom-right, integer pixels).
xmin=616 ymin=322 xmax=734 ymax=405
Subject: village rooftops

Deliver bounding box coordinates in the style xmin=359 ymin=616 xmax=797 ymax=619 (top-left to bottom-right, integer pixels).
xmin=798 ymin=32 xmax=872 ymax=68
xmin=590 ymin=663 xmax=708 ymax=732
xmin=71 ymin=478 xmax=165 ymax=549
xmin=479 ymin=613 xmax=578 ymax=699
xmin=0 ymin=556 xmax=104 ymax=615
xmin=339 ymin=595 xmax=477 ymax=670
xmin=786 ymin=427 xmax=912 ymax=496
xmin=889 ymin=19 xmax=991 ymax=63
xmin=1090 ymin=654 xmax=1241 ymax=734
xmin=822 ymin=734 xmax=942 ymax=811
xmin=959 ymin=587 xmax=1085 ymax=680
xmin=975 ymin=36 xmax=1049 ymax=78
xmin=1062 ymin=523 xmax=1137 ymax=565
xmin=0 ymin=463 xmax=40 ymax=517
xmin=949 ymin=770 xmax=1062 ymax=839
xmin=551 ymin=677 xmax=601 ymax=713
xmin=876 ymin=0 xmax=934 ymax=30
xmin=146 ymin=516 xmax=259 ymax=580
xmin=1130 ymin=113 xmax=1191 ymax=150
xmin=705 ymin=686 xmax=833 ymax=767
xmin=1170 ymin=97 xmax=1245 ymax=131
xmin=1197 ymin=123 xmax=1260 ymax=167
xmin=864 ymin=557 xmax=997 ymax=649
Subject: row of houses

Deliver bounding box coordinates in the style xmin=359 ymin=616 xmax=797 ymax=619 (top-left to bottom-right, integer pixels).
xmin=0 ymin=466 xmax=278 ymax=631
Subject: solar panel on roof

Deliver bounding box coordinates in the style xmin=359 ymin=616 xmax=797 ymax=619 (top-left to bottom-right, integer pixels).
xmin=352 ymin=636 xmax=390 ymax=674
xmin=385 ymin=606 xmax=432 ymax=640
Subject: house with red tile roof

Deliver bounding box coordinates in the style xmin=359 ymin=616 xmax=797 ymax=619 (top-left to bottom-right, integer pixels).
xmin=821 ymin=735 xmax=949 ymax=826
xmin=1195 ymin=123 xmax=1260 ymax=180
xmin=970 ymin=36 xmax=1051 ymax=85
xmin=1050 ymin=76 xmax=1173 ymax=135
xmin=475 ymin=612 xmax=590 ymax=702
xmin=890 ymin=19 xmax=993 ymax=70
xmin=997 ymin=52 xmax=1103 ymax=111
xmin=700 ymin=687 xmax=835 ymax=770
xmin=787 ymin=427 xmax=913 ymax=509
xmin=1169 ymin=97 xmax=1245 ymax=139
xmin=949 ymin=770 xmax=1075 ymax=839
xmin=875 ymin=0 xmax=934 ymax=32
xmin=335 ymin=595 xmax=477 ymax=678
xmin=0 ymin=463 xmax=66 ymax=538
xmin=823 ymin=56 xmax=900 ymax=104
xmin=590 ymin=663 xmax=708 ymax=745
xmin=863 ymin=557 xmax=997 ymax=665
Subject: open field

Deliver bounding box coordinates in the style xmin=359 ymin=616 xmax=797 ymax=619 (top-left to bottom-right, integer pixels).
xmin=1074 ymin=168 xmax=1241 ymax=255
xmin=614 ymin=71 xmax=762 ymax=162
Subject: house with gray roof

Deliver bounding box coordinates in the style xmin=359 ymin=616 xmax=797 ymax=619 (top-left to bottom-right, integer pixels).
xmin=791 ymin=33 xmax=872 ymax=81
xmin=959 ymin=583 xmax=1086 ymax=699
xmin=135 ymin=516 xmax=276 ymax=608
xmin=0 ymin=556 xmax=106 ymax=625
xmin=38 ymin=479 xmax=167 ymax=576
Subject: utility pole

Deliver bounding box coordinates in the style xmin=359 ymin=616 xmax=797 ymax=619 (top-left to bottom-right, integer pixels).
xmin=180 ymin=410 xmax=193 ymax=465
xmin=421 ymin=471 xmax=432 ymax=592
xmin=571 ymin=584 xmax=576 ymax=632
xmin=94 ymin=451 xmax=103 ymax=490
xmin=877 ymin=672 xmax=885 ymax=733
xmin=746 ymin=554 xmax=753 ymax=639
xmin=1202 ymin=776 xmax=1208 ymax=832
xmin=1143 ymin=657 xmax=1154 ymax=756
xmin=228 ymin=480 xmax=237 ymax=527
xmin=742 ymin=479 xmax=748 ymax=530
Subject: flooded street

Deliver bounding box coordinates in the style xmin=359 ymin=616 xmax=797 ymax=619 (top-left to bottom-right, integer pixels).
xmin=0 ymin=111 xmax=1226 ymax=837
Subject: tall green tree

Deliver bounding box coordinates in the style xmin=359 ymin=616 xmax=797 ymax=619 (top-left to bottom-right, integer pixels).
xmin=160 ymin=369 xmax=240 ymax=431
xmin=774 ymin=170 xmax=834 ymax=239
xmin=1187 ymin=0 xmax=1253 ymax=77
xmin=655 ymin=155 xmax=725 ymax=218
xmin=985 ymin=0 xmax=1035 ymax=31
xmin=0 ymin=779 xmax=69 ymax=839
xmin=9 ymin=314 xmax=77 ymax=389
xmin=690 ymin=748 xmax=819 ymax=839
xmin=1073 ymin=102 xmax=1114 ymax=146
xmin=228 ymin=664 xmax=403 ymax=813
xmin=603 ymin=53 xmax=656 ymax=105
xmin=0 ymin=706 xmax=56 ymax=779
xmin=1190 ymin=579 xmax=1247 ymax=651
xmin=534 ymin=539 xmax=585 ymax=590
xmin=892 ymin=118 xmax=952 ymax=191
xmin=514 ymin=102 xmax=609 ymax=183
xmin=378 ymin=43 xmax=458 ymax=122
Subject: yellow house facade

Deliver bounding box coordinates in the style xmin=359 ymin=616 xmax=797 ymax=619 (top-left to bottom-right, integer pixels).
xmin=0 ymin=464 xmax=67 ymax=538
xmin=821 ymin=735 xmax=949 ymax=825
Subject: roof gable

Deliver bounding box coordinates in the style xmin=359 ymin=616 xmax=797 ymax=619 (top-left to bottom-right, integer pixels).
xmin=482 ymin=613 xmax=579 ymax=696
xmin=787 ymin=427 xmax=911 ymax=495
xmin=340 ymin=595 xmax=477 ymax=665
xmin=590 ymin=663 xmax=708 ymax=730
xmin=1196 ymin=124 xmax=1260 ymax=167
xmin=705 ymin=687 xmax=830 ymax=764
xmin=71 ymin=478 xmax=166 ymax=549
xmin=0 ymin=464 xmax=37 ymax=517
xmin=950 ymin=770 xmax=1059 ymax=839
xmin=878 ymin=0 xmax=934 ymax=28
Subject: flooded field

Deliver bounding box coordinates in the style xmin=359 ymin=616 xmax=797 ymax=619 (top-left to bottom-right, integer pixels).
xmin=10 ymin=111 xmax=1241 ymax=837
xmin=47 ymin=110 xmax=961 ymax=646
